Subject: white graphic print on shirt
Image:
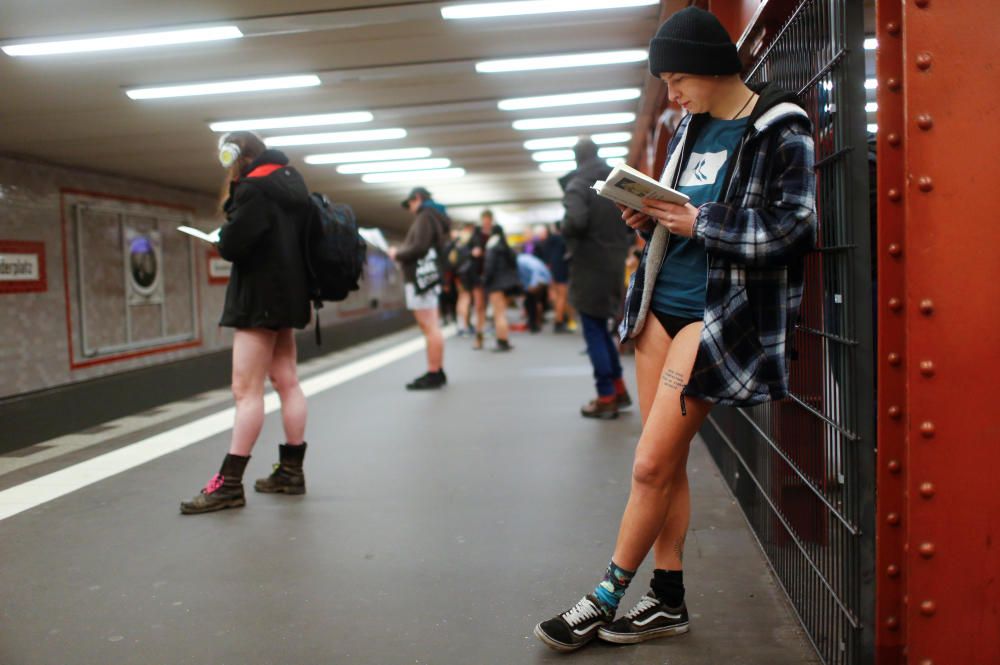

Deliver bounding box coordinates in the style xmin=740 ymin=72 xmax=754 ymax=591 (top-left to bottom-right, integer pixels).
xmin=677 ymin=149 xmax=728 ymax=188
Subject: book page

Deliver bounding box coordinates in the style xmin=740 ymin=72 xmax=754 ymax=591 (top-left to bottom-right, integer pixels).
xmin=177 ymin=226 xmax=221 ymax=244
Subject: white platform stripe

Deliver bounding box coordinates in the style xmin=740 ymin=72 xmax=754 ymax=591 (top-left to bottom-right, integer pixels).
xmin=0 ymin=332 xmax=439 ymax=522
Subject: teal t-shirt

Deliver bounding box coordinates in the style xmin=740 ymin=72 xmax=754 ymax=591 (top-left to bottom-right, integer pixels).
xmin=652 ymin=116 xmax=749 ymax=319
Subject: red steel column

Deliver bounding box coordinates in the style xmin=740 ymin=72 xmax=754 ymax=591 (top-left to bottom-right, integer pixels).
xmin=877 ymin=1 xmax=1000 ymax=663
xmin=874 ymin=0 xmax=907 ymax=662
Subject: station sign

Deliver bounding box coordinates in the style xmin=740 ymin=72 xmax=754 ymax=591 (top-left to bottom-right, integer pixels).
xmin=0 ymin=240 xmax=46 ymax=294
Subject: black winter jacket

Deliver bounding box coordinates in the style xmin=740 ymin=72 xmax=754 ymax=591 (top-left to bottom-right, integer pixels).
xmin=217 ymin=150 xmax=312 ymax=330
xmin=482 ymin=226 xmax=520 ymax=294
xmin=395 ymin=203 xmax=451 ymax=284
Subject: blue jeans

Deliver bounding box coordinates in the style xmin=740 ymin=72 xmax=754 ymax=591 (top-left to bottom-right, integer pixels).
xmin=580 ymin=313 xmax=623 ymax=397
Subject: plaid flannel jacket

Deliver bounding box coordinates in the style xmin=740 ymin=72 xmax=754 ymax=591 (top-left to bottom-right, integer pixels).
xmin=619 ymin=98 xmax=817 ymax=409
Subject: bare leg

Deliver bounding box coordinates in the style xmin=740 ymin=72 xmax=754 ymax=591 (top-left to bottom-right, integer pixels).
xmin=473 ymin=287 xmax=486 ymax=333
xmin=490 ymin=291 xmax=510 ymax=341
xmin=456 ymin=284 xmax=471 ymax=330
xmin=611 ymin=322 xmax=709 ymax=572
xmin=414 ymin=307 xmax=444 ymax=372
xmin=269 ymin=329 xmax=306 ymax=445
xmin=229 ymin=328 xmax=278 ymax=457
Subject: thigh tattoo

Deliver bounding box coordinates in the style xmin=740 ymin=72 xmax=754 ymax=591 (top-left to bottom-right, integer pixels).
xmin=662 ymin=368 xmax=686 ymax=390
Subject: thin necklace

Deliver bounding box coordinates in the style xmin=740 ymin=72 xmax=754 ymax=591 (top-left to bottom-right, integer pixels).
xmin=731 ymin=91 xmax=756 ymax=120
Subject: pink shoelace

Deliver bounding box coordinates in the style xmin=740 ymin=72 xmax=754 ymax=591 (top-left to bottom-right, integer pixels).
xmin=202 ymin=473 xmax=225 ymax=494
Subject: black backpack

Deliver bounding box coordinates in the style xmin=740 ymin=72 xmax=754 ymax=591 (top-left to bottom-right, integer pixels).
xmin=304 ymin=193 xmax=367 ymax=343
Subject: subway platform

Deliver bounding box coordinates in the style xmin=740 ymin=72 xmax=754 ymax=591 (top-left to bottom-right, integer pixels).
xmin=0 ymin=326 xmax=818 ymax=665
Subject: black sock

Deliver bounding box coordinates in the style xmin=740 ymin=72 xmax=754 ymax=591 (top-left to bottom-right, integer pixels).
xmin=651 ymin=569 xmax=685 ymax=607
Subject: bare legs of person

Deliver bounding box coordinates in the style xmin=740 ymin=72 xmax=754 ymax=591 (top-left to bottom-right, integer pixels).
xmin=181 ymin=328 xmax=309 ymax=513
xmin=456 ymin=283 xmax=471 ymax=333
xmin=472 ymin=286 xmax=486 ymax=349
xmin=489 ymin=290 xmax=513 ymax=351
xmin=406 ymin=307 xmax=447 ymax=390
xmin=534 ymin=316 xmax=709 ymax=649
xmin=550 ymin=282 xmax=569 ymax=331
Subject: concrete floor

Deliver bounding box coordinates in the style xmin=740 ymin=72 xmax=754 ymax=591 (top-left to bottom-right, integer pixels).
xmin=0 ymin=325 xmax=819 ymax=665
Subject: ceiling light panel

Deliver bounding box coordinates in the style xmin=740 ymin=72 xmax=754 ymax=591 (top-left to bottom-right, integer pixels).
xmin=2 ymin=26 xmax=242 ymax=57
xmin=338 ymin=159 xmax=452 ymax=174
xmin=442 ymin=0 xmax=657 ymax=20
xmin=305 ymin=148 xmax=433 ymax=165
xmin=266 ymin=128 xmax=407 ymax=147
xmin=362 ymin=168 xmax=466 ymax=184
xmin=538 ymin=161 xmax=578 ymax=172
xmin=523 ymin=132 xmax=631 ymax=150
xmin=476 ymin=49 xmax=647 ymax=73
xmin=530 ymin=145 xmax=628 ymax=162
xmin=210 ymin=112 xmax=373 ymax=132
xmin=498 ymin=88 xmax=641 ymax=111
xmin=514 ymin=112 xmax=635 ymax=131
xmin=127 ymin=75 xmax=321 ymax=100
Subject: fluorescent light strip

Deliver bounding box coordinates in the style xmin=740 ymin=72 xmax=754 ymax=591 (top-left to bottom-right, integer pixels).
xmin=127 ymin=75 xmax=321 ymax=100
xmin=362 ymin=168 xmax=466 ymax=184
xmin=514 ymin=112 xmax=635 ymax=131
xmin=531 ymin=145 xmax=628 ymax=162
xmin=338 ymin=159 xmax=452 ymax=174
xmin=866 ymin=102 xmax=878 ymax=113
xmin=864 ymin=38 xmax=877 ymax=50
xmin=523 ymin=131 xmax=631 ymax=150
xmin=2 ymin=25 xmax=242 ymax=57
xmin=477 ymin=49 xmax=647 ymax=73
xmin=499 ymin=87 xmax=640 ymax=111
xmin=210 ymin=112 xmax=373 ymax=132
xmin=867 ymin=123 xmax=878 ymax=133
xmin=266 ymin=128 xmax=407 ymax=147
xmin=864 ymin=78 xmax=877 ymax=90
xmin=442 ymin=0 xmax=657 ymax=19
xmin=306 ymin=148 xmax=432 ymax=165
xmin=539 ymin=158 xmax=620 ymax=173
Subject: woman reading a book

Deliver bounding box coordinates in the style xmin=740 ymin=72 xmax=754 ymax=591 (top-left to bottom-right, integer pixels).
xmin=180 ymin=131 xmax=314 ymax=515
xmin=535 ymin=7 xmax=816 ymax=651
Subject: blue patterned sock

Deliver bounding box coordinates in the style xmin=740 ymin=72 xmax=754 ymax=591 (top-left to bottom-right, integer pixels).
xmin=593 ymin=560 xmax=636 ymax=616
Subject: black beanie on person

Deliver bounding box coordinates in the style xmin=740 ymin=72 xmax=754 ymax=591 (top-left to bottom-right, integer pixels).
xmin=648 ymin=6 xmax=742 ymax=77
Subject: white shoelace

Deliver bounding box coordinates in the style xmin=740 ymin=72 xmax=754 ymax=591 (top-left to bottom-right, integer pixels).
xmin=562 ymin=597 xmax=600 ymax=626
xmin=625 ymin=594 xmax=660 ymax=619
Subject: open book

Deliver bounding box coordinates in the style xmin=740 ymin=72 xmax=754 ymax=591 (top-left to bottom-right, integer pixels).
xmin=177 ymin=226 xmax=221 ymax=244
xmin=592 ymin=163 xmax=690 ymax=211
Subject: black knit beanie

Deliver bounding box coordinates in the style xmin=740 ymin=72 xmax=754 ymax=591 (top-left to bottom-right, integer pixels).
xmin=648 ymin=7 xmax=742 ymax=77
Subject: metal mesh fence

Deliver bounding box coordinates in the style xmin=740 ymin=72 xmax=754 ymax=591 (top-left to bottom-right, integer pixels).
xmin=699 ymin=1 xmax=876 ymax=664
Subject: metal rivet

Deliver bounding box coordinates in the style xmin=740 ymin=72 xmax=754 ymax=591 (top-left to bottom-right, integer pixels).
xmin=888 ymin=352 xmax=902 ymax=366
xmin=887 ymin=22 xmax=901 ymax=36
xmin=919 ymin=659 xmax=934 ymax=665
xmin=887 ymin=512 xmax=901 ymax=526
xmin=915 ymin=0 xmax=930 ymax=7
xmin=888 ymin=243 xmax=902 ymax=256
xmin=887 ymin=564 xmax=900 ymax=578
xmin=916 ymin=52 xmax=933 ymax=70
xmin=918 ymin=176 xmax=934 ymax=192
xmin=919 ymin=542 xmax=936 ymax=558
xmin=887 ymin=132 xmax=902 ymax=147
xmin=888 ymin=459 xmax=902 ymax=473
xmin=920 ymin=482 xmax=936 ymax=498
xmin=920 ymin=360 xmax=935 ymax=377
xmin=888 ymin=188 xmax=902 ymax=202
xmin=920 ymin=421 xmax=935 ymax=438
xmin=886 ymin=615 xmax=900 ymax=630
xmin=887 ymin=77 xmax=901 ymax=91
xmin=920 ymin=600 xmax=936 ymax=616
xmin=917 ymin=114 xmax=934 ymax=130
xmin=919 ymin=299 xmax=934 ymax=315
xmin=889 ymin=297 xmax=902 ymax=311
xmin=888 ymin=406 xmax=902 ymax=419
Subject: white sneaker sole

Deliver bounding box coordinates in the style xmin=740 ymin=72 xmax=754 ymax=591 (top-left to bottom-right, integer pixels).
xmin=597 ymin=622 xmax=689 ymax=644
xmin=534 ymin=623 xmax=590 ymax=652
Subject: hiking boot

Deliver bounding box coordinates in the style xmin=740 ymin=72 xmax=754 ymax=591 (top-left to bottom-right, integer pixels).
xmin=406 ymin=370 xmax=447 ymax=390
xmin=534 ymin=594 xmax=612 ymax=653
xmin=581 ymin=397 xmax=619 ymax=420
xmin=255 ymin=443 xmax=307 ymax=495
xmin=616 ymin=390 xmax=633 ymax=409
xmin=598 ymin=593 xmax=689 ymax=644
xmin=180 ymin=453 xmax=249 ymax=515
xmin=493 ymin=339 xmax=513 ymax=352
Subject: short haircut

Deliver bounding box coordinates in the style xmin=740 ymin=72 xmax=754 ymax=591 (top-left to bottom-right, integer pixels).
xmin=574 ymin=138 xmax=599 ymax=162
xmin=480 ymin=209 xmax=494 ymax=220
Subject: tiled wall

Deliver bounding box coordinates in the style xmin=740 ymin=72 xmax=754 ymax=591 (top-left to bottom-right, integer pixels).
xmin=0 ymin=155 xmax=403 ymax=399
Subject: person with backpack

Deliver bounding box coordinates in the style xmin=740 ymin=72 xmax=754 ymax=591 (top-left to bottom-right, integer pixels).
xmin=181 ymin=131 xmax=313 ymax=515
xmin=389 ymin=186 xmax=452 ymax=390
xmin=534 ymin=7 xmax=816 ymax=651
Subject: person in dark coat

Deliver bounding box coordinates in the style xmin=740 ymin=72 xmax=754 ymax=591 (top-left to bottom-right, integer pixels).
xmin=560 ymin=139 xmax=635 ymax=420
xmin=182 ymin=131 xmax=313 ymax=515
xmin=481 ymin=211 xmax=519 ymax=352
xmin=535 ymin=223 xmax=572 ymax=332
xmin=390 ymin=186 xmax=452 ymax=389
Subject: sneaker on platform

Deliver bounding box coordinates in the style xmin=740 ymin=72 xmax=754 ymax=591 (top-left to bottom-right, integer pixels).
xmin=598 ymin=593 xmax=689 ymax=644
xmin=581 ymin=397 xmax=619 ymax=420
xmin=534 ymin=594 xmax=612 ymax=653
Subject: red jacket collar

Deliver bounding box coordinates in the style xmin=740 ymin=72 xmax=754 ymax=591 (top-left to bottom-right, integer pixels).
xmin=244 ymin=163 xmax=284 ymax=179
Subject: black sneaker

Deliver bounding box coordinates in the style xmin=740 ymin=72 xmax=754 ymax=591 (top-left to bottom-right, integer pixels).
xmin=406 ymin=370 xmax=446 ymax=390
xmin=597 ymin=593 xmax=689 ymax=644
xmin=534 ymin=595 xmax=611 ymax=653
xmin=493 ymin=339 xmax=513 ymax=352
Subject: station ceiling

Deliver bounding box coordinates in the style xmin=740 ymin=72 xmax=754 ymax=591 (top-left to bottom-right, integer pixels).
xmin=0 ymin=1 xmax=662 ymax=232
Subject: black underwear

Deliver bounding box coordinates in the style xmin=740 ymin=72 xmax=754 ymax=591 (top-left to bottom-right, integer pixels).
xmin=651 ymin=311 xmax=702 ymax=338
